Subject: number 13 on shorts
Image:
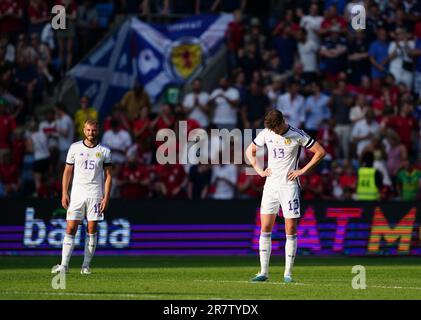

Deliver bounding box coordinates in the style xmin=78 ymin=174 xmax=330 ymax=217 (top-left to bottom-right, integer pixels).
xmin=288 ymin=199 xmax=299 ymax=212
xmin=93 ymin=203 xmax=101 ymax=214
xmin=286 ymin=198 xmax=300 ymax=218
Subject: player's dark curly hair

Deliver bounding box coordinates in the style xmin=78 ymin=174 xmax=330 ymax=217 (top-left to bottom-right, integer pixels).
xmin=264 ymin=109 xmax=285 ymax=135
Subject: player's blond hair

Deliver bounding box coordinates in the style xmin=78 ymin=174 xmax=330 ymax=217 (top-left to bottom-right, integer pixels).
xmin=83 ymin=119 xmax=99 ymax=128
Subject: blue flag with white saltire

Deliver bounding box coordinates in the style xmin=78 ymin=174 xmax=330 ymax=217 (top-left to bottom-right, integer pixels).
xmin=68 ymin=14 xmax=233 ymax=119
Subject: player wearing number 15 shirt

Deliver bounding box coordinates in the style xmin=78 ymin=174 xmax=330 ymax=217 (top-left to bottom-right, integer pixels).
xmin=51 ymin=119 xmax=113 ymax=275
xmin=246 ymin=109 xmax=326 ymax=283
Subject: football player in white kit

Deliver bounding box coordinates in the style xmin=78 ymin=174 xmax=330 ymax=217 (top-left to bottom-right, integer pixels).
xmin=52 ymin=119 xmax=113 ymax=275
xmin=246 ymin=109 xmax=326 ymax=283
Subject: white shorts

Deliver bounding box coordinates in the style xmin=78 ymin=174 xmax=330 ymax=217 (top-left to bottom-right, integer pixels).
xmin=67 ymin=196 xmax=104 ymax=221
xmin=260 ymin=185 xmax=301 ymax=219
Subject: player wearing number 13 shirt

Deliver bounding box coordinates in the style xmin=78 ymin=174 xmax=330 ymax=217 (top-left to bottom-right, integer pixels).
xmin=246 ymin=110 xmax=326 ymax=283
xmin=52 ymin=119 xmax=113 ymax=275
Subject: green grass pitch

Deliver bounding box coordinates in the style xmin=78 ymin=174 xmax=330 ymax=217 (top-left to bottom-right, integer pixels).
xmin=0 ymin=256 xmax=421 ymax=300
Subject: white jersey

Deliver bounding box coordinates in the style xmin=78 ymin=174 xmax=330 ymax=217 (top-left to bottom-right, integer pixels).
xmin=30 ymin=131 xmax=50 ymax=161
xmin=210 ymin=87 xmax=240 ymax=125
xmin=183 ymin=91 xmax=210 ymax=127
xmin=66 ymin=140 xmax=112 ymax=199
xmin=253 ymin=126 xmax=315 ymax=188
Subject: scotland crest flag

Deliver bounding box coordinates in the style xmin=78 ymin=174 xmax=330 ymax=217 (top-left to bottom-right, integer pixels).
xmin=68 ymin=14 xmax=233 ymax=119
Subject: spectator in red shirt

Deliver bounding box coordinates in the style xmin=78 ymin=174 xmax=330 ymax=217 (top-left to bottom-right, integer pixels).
xmin=226 ymin=9 xmax=245 ymax=52
xmin=132 ymin=106 xmax=151 ymax=142
xmin=301 ymin=167 xmax=333 ymax=200
xmin=126 ymin=138 xmax=153 ymax=166
xmin=272 ymin=9 xmax=300 ymax=39
xmin=320 ymin=169 xmax=334 ymax=200
xmin=319 ymin=5 xmax=347 ymax=38
xmin=383 ymin=74 xmax=400 ymax=106
xmin=174 ymin=105 xmax=201 ymax=136
xmin=36 ymin=175 xmax=61 ymax=198
xmin=117 ymin=156 xmax=150 ymax=198
xmin=10 ymin=126 xmax=26 ymax=169
xmin=301 ymin=172 xmax=323 ymax=200
xmin=160 ymin=164 xmax=187 ymax=198
xmin=237 ymin=165 xmax=264 ymax=199
xmin=339 ymin=161 xmax=357 ymax=196
xmin=103 ymin=104 xmax=131 ymax=132
xmin=0 ymin=0 xmax=23 ymax=39
xmin=151 ymin=103 xmax=175 ymax=133
xmin=372 ymin=82 xmax=399 ymax=118
xmin=0 ymin=98 xmax=16 ymax=159
xmin=385 ymin=99 xmax=418 ymax=156
xmin=151 ymin=103 xmax=175 ymax=149
xmin=0 ymin=151 xmax=21 ymax=196
xmin=28 ymin=0 xmax=50 ymax=36
xmin=316 ymin=118 xmax=338 ymax=166
xmin=149 ymin=164 xmax=167 ymax=198
xmin=226 ymin=9 xmax=245 ymax=70
xmin=415 ymin=20 xmax=421 ymax=39
xmin=347 ymin=76 xmax=380 ymax=102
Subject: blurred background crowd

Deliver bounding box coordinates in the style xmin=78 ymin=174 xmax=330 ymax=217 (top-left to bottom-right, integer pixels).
xmin=1 ymin=0 xmax=421 ymax=201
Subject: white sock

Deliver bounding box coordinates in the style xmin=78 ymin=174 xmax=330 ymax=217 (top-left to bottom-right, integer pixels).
xmin=82 ymin=233 xmax=97 ymax=268
xmin=259 ymin=232 xmax=272 ymax=276
xmin=284 ymin=234 xmax=297 ymax=277
xmin=61 ymin=234 xmax=75 ymax=267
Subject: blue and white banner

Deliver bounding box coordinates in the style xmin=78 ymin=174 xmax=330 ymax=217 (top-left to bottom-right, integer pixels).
xmin=69 ymin=14 xmax=233 ymax=119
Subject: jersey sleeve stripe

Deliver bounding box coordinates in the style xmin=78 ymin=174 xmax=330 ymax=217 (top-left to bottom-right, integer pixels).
xmin=66 ymin=162 xmax=74 ymax=166
xmin=253 ymin=139 xmax=263 ymax=147
xmin=305 ymin=139 xmax=315 ymax=149
xmin=290 ymin=126 xmax=305 ymax=137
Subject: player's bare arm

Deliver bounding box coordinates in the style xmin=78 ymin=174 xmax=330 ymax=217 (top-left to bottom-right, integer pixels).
xmin=245 ymin=142 xmax=272 ymax=177
xmin=287 ymin=141 xmax=326 ymax=181
xmin=100 ymin=166 xmax=113 ymax=213
xmin=61 ymin=164 xmax=74 ymax=209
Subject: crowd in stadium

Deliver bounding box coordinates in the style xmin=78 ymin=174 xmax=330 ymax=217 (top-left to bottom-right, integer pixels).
xmin=1 ymin=0 xmax=421 ymax=201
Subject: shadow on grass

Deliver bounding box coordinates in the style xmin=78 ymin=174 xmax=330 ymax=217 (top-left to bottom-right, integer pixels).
xmin=1 ymin=256 xmax=421 ymax=270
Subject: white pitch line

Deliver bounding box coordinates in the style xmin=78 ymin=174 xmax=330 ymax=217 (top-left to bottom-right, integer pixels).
xmin=0 ymin=290 xmax=226 ymax=300
xmin=370 ymin=285 xmax=421 ymax=291
xmin=194 ymin=279 xmax=421 ymax=291
xmin=2 ymin=282 xmax=421 ymax=299
xmin=0 ymin=291 xmax=162 ymax=298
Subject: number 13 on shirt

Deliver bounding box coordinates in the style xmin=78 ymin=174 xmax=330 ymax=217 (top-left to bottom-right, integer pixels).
xmin=273 ymin=148 xmax=285 ymax=159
